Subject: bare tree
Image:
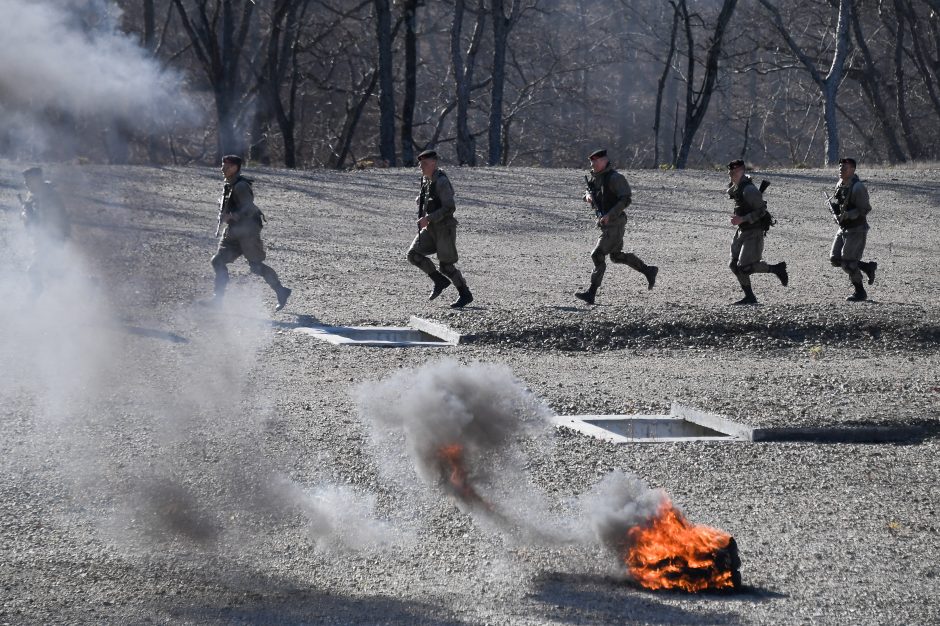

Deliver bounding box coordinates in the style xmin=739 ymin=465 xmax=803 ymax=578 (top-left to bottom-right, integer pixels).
xmin=451 ymin=0 xmax=487 ymax=165
xmin=674 ymin=0 xmax=737 ymax=169
xmin=170 ymin=0 xmax=257 ymax=157
xmin=757 ymin=0 xmax=852 ymax=166
xmin=374 ymin=0 xmax=397 ymax=165
xmin=487 ymin=0 xmax=524 ymax=166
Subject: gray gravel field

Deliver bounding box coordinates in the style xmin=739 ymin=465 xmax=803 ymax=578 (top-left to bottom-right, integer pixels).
xmin=0 ymin=160 xmax=938 ymax=625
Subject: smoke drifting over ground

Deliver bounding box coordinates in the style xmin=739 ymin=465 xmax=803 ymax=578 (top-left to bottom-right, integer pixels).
xmin=578 ymin=470 xmax=668 ymax=554
xmin=358 ymin=360 xmax=567 ymax=538
xmin=0 ymin=204 xmax=395 ymax=562
xmin=0 ymin=0 xmax=195 ymax=157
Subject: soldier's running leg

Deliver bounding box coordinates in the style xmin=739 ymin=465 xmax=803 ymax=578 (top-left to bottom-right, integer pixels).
xmin=210 ymin=239 xmax=242 ymax=301
xmin=435 ymin=223 xmax=472 ymax=308
xmin=407 ymin=229 xmax=451 ymax=300
xmin=610 ymin=249 xmax=658 ymax=290
xmin=576 ymin=225 xmax=619 ymax=305
xmin=243 ymin=232 xmax=291 ymax=311
xmin=839 ymin=229 xmax=869 ymax=301
xmin=729 ymin=230 xmax=757 ymax=305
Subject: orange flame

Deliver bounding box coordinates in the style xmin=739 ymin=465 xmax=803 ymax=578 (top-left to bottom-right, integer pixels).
xmin=625 ymin=500 xmax=740 ymax=592
xmin=436 ymin=443 xmax=490 ymax=509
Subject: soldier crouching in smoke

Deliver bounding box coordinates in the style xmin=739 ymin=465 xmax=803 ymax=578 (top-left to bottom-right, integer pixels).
xmin=206 ymin=155 xmax=291 ymax=311
xmin=19 ymin=166 xmax=71 ymax=296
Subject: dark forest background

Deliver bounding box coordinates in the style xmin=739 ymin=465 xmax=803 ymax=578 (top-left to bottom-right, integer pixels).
xmin=8 ymin=0 xmax=940 ymax=169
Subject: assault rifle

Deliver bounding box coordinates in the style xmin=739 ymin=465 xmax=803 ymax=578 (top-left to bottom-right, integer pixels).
xmin=215 ymin=182 xmax=232 ymax=237
xmin=758 ymin=179 xmax=770 ymax=194
xmin=822 ymin=190 xmax=841 ymax=225
xmin=583 ymin=175 xmax=602 ymax=218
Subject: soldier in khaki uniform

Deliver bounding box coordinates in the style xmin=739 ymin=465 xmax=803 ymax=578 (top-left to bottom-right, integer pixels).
xmin=828 ymin=157 xmax=876 ymax=302
xmin=726 ymin=159 xmax=788 ymax=305
xmin=208 ymin=155 xmax=291 ymax=311
xmin=575 ymin=149 xmax=657 ymax=305
xmin=407 ymin=149 xmax=473 ymax=308
xmin=20 ymin=167 xmax=71 ymax=295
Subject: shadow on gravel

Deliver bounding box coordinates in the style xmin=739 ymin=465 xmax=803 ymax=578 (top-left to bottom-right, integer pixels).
xmin=120 ymin=324 xmax=189 ymax=344
xmin=270 ymin=313 xmax=323 ymax=330
xmin=464 ymin=317 xmax=940 ymax=352
xmin=529 ymin=572 xmax=777 ymax=624
xmin=164 ymin=587 xmax=471 ymax=626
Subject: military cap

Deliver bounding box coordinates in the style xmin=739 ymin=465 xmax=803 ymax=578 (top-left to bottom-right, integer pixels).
xmin=222 ymin=154 xmax=243 ymax=166
xmin=22 ymin=166 xmax=43 ymax=178
xmin=588 ymin=148 xmax=607 ymax=160
xmin=417 ymin=149 xmax=438 ymax=161
xmin=838 ymin=157 xmax=857 ymax=167
xmin=727 ymin=159 xmax=746 ymax=171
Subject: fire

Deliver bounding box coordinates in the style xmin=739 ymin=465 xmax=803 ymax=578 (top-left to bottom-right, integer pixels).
xmin=435 ymin=443 xmax=489 ymax=509
xmin=625 ymin=500 xmax=741 ymax=592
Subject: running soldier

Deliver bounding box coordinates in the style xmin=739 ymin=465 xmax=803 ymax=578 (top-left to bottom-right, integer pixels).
xmin=575 ymin=149 xmax=657 ymax=305
xmin=20 ymin=166 xmax=71 ymax=295
xmin=726 ymin=159 xmax=788 ymax=305
xmin=828 ymin=157 xmax=877 ymax=301
xmin=208 ymin=155 xmax=291 ymax=311
xmin=406 ymin=149 xmax=473 ymax=309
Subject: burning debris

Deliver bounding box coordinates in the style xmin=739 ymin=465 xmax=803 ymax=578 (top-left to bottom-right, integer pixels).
xmin=358 ymin=360 xmax=559 ymax=537
xmin=582 ymin=471 xmax=741 ymax=593
xmin=624 ymin=499 xmax=741 ymax=592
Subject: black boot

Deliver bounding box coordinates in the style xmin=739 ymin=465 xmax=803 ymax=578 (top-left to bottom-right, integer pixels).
xmin=643 ymin=265 xmax=658 ymax=290
xmin=846 ymin=283 xmax=867 ymax=302
xmin=450 ymin=285 xmax=473 ymax=308
xmin=860 ymin=261 xmax=877 ymax=285
xmin=731 ymin=285 xmax=758 ymax=305
xmin=275 ymin=286 xmax=292 ymax=311
xmin=428 ymin=271 xmax=451 ymax=301
xmin=771 ymin=262 xmax=789 ymax=286
xmin=575 ymin=283 xmax=598 ymax=305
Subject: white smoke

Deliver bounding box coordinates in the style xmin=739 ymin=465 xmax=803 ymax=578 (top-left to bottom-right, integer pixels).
xmin=0 ymin=0 xmax=196 ymax=156
xmin=358 ymin=359 xmax=578 ymax=543
xmin=578 ymin=470 xmax=667 ymax=554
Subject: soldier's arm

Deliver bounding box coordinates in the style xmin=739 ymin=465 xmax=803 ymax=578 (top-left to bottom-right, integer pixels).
xmin=740 ymin=185 xmax=767 ymax=223
xmin=841 ymin=182 xmax=871 ymax=220
xmin=427 ymin=176 xmax=456 ymax=224
xmin=603 ymin=172 xmax=632 ymax=220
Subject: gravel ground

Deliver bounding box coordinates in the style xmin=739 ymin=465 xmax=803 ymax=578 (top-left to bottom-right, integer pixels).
xmin=0 ymin=159 xmax=938 ymax=625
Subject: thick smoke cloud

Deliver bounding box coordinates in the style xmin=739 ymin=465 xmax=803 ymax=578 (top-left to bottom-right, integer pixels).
xmin=578 ymin=470 xmax=667 ymax=554
xmin=357 ymin=360 xmax=676 ymax=570
xmin=358 ymin=360 xmax=577 ymax=543
xmin=0 ymin=0 xmax=196 ymax=156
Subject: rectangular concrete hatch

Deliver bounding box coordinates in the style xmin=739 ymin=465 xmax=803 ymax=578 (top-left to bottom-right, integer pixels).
xmin=293 ymin=316 xmax=460 ymax=347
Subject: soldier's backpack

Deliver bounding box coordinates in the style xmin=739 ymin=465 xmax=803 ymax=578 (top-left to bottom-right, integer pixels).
xmin=758 ymin=179 xmax=776 ymax=231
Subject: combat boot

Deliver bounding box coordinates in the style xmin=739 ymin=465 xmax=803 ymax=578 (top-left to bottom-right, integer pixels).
xmin=450 ymin=285 xmax=474 ymax=309
xmin=771 ymin=262 xmax=789 ymax=286
xmin=428 ymin=271 xmax=451 ymax=301
xmin=861 ymin=261 xmax=877 ymax=285
xmin=275 ymin=286 xmax=292 ymax=311
xmin=643 ymin=265 xmax=659 ymax=290
xmin=846 ymin=283 xmax=867 ymax=302
xmin=731 ymin=285 xmax=758 ymax=305
xmin=575 ymin=284 xmax=598 ymax=305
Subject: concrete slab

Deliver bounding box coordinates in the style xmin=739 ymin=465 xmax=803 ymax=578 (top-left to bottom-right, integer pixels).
xmin=293 ymin=317 xmax=460 ymax=347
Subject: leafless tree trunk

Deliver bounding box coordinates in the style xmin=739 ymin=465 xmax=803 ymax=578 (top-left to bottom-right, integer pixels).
xmin=758 ymin=0 xmax=852 ymax=166
xmin=487 ymin=0 xmax=521 ymax=166
xmin=400 ymin=0 xmax=419 ymax=166
xmin=451 ymin=0 xmax=487 ymax=165
xmin=171 ymin=0 xmax=256 ymax=158
xmin=674 ymin=0 xmax=737 ymax=169
xmin=653 ymin=3 xmax=679 ymax=167
xmin=848 ymin=5 xmax=907 ymax=162
xmin=374 ymin=0 xmax=397 ymax=165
